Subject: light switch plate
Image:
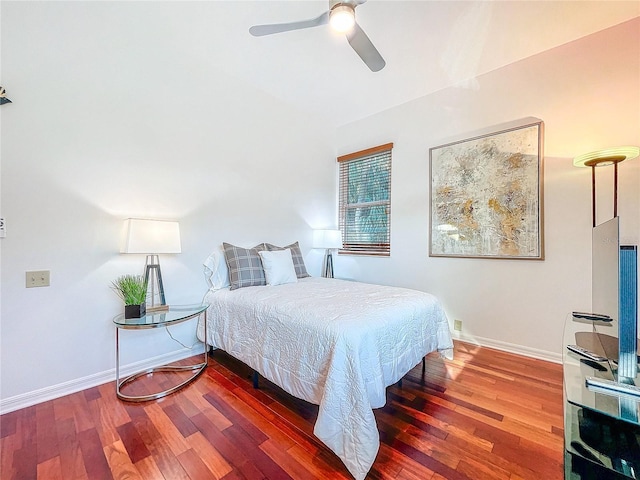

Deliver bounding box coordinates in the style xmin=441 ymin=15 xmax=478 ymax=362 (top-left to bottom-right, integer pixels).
xmin=26 ymin=270 xmax=50 ymax=288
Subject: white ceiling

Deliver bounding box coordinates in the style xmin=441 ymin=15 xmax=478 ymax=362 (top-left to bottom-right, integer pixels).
xmin=192 ymin=0 xmax=636 ymax=127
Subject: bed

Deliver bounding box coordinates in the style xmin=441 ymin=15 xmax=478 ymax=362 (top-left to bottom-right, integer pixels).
xmin=197 ymin=245 xmax=454 ymax=480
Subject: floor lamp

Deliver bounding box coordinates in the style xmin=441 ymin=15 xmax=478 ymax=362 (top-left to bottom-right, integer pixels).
xmin=573 ymin=146 xmax=638 ymax=381
xmin=313 ymin=229 xmax=343 ymax=278
xmin=121 ymin=218 xmax=182 ymax=311
xmin=573 ymin=146 xmax=639 ymax=227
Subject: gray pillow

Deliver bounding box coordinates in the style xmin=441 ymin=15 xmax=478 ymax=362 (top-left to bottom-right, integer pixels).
xmin=265 ymin=241 xmax=310 ymax=278
xmin=222 ymin=242 xmax=267 ymax=290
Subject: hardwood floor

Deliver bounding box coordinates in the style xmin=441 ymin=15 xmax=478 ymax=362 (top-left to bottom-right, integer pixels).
xmin=1 ymin=341 xmax=564 ymax=479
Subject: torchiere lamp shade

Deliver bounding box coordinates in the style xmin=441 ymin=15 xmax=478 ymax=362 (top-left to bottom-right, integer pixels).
xmin=573 ymin=146 xmax=639 ymax=226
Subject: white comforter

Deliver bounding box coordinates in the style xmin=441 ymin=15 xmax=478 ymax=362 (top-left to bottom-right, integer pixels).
xmin=198 ymin=277 xmax=453 ymax=480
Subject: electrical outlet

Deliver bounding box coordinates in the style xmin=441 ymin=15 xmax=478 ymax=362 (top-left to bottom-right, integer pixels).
xmin=26 ymin=270 xmax=50 ymax=288
xmin=0 ymin=217 xmax=5 ymax=238
xmin=454 ymin=319 xmax=462 ymax=331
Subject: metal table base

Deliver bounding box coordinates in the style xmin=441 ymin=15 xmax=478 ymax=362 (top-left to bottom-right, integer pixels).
xmin=114 ymin=306 xmax=208 ymax=402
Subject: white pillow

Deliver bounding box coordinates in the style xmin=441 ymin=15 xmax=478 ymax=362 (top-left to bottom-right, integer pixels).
xmin=258 ymin=249 xmax=298 ymax=286
xmin=203 ymin=246 xmax=230 ymax=290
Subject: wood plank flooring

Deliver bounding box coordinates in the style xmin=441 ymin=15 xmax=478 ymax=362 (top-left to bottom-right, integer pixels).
xmin=1 ymin=341 xmax=564 ymax=479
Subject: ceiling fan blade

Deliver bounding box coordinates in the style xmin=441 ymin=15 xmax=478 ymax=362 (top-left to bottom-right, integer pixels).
xmin=249 ymin=11 xmax=329 ymax=37
xmin=346 ymin=22 xmax=385 ymax=72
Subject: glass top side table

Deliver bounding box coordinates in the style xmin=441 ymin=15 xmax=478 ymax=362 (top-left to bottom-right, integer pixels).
xmin=113 ymin=304 xmax=209 ymax=402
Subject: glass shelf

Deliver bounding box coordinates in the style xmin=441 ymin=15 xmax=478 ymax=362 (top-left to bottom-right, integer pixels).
xmin=563 ymin=314 xmax=640 ymax=479
xmin=563 ymin=316 xmax=639 ymax=426
xmin=113 ymin=304 xmax=208 ymax=329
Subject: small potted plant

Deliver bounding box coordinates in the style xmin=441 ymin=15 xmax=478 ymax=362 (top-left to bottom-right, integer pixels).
xmin=111 ymin=274 xmax=148 ymax=318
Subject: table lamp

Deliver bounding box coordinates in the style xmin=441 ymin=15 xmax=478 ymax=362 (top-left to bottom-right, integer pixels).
xmin=121 ymin=218 xmax=181 ymax=311
xmin=313 ymin=229 xmax=343 ymax=278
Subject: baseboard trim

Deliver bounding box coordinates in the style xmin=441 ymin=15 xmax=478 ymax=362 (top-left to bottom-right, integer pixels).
xmin=0 ymin=346 xmax=205 ymax=415
xmin=1 ymin=336 xmax=561 ymax=414
xmin=452 ymin=332 xmax=562 ymax=364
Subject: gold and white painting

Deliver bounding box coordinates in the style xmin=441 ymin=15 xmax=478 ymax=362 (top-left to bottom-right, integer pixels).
xmin=429 ymin=122 xmax=544 ymax=259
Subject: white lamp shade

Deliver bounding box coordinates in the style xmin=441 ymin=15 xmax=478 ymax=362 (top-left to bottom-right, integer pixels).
xmin=121 ymin=218 xmax=181 ymax=254
xmin=313 ymin=229 xmax=343 ymax=249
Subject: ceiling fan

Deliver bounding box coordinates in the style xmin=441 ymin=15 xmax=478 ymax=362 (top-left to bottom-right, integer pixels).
xmin=249 ymin=0 xmax=385 ymax=72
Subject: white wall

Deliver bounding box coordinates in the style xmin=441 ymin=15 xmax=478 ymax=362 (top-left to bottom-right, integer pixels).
xmin=335 ymin=18 xmax=640 ymax=360
xmin=0 ymin=2 xmax=336 ymax=411
xmin=1 ymin=3 xmax=638 ymax=412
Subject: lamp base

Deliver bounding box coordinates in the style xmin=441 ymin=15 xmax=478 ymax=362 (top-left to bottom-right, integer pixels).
xmin=144 ymin=255 xmax=167 ymax=308
xmin=322 ymin=250 xmax=334 ymax=278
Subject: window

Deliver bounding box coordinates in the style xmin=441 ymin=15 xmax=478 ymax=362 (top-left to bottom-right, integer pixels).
xmin=338 ymin=143 xmax=393 ymax=256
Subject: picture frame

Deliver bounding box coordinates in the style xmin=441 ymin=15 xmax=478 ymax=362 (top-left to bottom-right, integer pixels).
xmin=429 ymin=121 xmax=544 ymax=260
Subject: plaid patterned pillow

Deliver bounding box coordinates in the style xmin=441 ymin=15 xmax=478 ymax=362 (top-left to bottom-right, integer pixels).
xmin=222 ymin=242 xmax=267 ymax=290
xmin=265 ymin=241 xmax=310 ymax=278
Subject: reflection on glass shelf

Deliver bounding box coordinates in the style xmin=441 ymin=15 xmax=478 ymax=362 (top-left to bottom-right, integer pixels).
xmin=563 ymin=319 xmax=640 ymax=426
xmin=565 ymin=403 xmax=640 ymax=479
xmin=563 ymin=313 xmax=640 ymax=479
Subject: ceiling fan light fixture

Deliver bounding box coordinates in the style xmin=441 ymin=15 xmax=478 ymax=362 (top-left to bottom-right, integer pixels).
xmin=250 ymin=0 xmax=385 ymax=72
xmin=330 ymin=4 xmax=355 ymax=33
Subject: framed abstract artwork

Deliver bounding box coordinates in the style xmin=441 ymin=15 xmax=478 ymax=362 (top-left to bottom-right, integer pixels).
xmin=429 ymin=121 xmax=544 ymax=260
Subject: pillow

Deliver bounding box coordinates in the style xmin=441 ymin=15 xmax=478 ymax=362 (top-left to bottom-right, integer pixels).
xmin=222 ymin=242 xmax=267 ymax=290
xmin=203 ymin=246 xmax=230 ymax=290
xmin=258 ymin=249 xmax=298 ymax=286
xmin=265 ymin=241 xmax=310 ymax=278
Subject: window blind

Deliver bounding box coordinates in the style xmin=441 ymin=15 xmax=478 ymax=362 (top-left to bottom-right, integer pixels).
xmin=338 ymin=143 xmax=393 ymax=256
